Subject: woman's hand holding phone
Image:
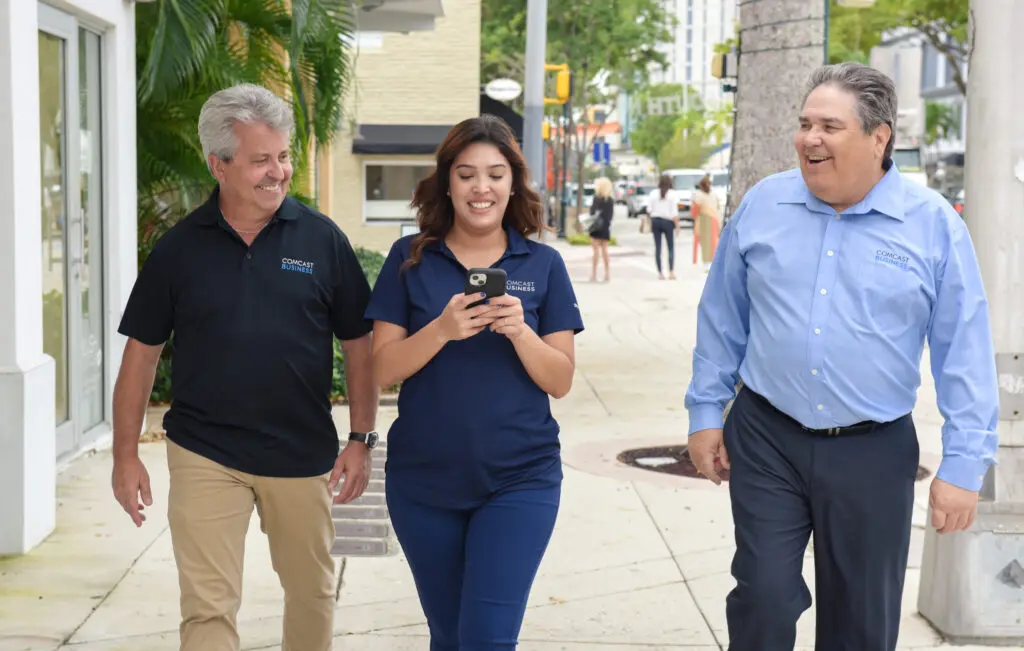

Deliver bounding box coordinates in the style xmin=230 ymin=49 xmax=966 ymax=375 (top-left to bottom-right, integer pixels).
xmin=485 ymin=294 xmax=527 ymax=342
xmin=436 ymin=292 xmax=498 ymax=342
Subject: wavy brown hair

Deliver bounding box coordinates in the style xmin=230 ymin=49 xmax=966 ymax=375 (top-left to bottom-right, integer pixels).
xmin=402 ymin=115 xmax=547 ymax=269
xmin=658 ymin=173 xmax=672 ymax=199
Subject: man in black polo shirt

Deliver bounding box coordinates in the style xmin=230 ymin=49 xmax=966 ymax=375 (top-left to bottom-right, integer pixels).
xmin=110 ymin=84 xmax=379 ymax=651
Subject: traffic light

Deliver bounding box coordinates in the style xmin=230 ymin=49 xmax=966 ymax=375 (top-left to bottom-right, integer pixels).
xmin=556 ymin=69 xmax=571 ymax=102
xmin=711 ymin=52 xmax=738 ymax=80
xmin=711 ymin=53 xmax=725 ymax=79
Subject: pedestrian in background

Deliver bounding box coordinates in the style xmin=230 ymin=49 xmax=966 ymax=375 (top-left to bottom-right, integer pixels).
xmin=588 ymin=176 xmax=615 ymax=282
xmin=110 ymin=83 xmax=379 ymax=651
xmin=365 ymin=115 xmax=585 ymax=650
xmin=690 ymin=174 xmax=721 ymax=272
xmin=685 ymin=62 xmax=998 ymax=651
xmin=645 ymin=173 xmax=680 ymax=279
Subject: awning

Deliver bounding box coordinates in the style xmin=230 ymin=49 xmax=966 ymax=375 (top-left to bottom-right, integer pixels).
xmin=351 ymin=124 xmax=453 ymax=155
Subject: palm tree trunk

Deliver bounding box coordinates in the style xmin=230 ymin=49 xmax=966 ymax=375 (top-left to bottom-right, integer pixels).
xmin=727 ymin=0 xmax=826 ymax=216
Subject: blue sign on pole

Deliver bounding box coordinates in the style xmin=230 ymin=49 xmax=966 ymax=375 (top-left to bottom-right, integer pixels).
xmin=602 ymin=141 xmax=611 ymax=165
xmin=593 ymin=141 xmax=601 ymax=164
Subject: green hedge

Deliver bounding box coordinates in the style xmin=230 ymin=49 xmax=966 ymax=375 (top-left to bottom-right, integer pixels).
xmin=150 ymin=246 xmax=389 ymax=405
xmin=567 ymin=232 xmax=618 ymax=246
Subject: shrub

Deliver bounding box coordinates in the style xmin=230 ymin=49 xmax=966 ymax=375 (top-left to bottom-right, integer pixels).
xmin=567 ymin=233 xmax=618 ymax=246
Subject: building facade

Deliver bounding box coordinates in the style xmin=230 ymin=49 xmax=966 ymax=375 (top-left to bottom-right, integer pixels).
xmin=323 ymin=0 xmax=483 ymax=253
xmin=0 ymin=0 xmax=448 ymax=556
xmin=1 ymin=0 xmax=138 ymax=555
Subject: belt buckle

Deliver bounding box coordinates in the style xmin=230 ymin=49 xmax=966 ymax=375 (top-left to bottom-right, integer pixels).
xmin=828 ymin=427 xmax=840 ymax=436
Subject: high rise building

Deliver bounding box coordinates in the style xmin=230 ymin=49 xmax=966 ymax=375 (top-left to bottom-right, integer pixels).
xmin=651 ymin=0 xmax=739 ymax=109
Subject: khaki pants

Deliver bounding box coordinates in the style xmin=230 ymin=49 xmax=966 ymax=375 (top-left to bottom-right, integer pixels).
xmin=166 ymin=440 xmax=336 ymax=651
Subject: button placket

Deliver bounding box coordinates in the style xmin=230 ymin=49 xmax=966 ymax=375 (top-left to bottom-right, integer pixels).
xmin=807 ymin=212 xmax=845 ymax=422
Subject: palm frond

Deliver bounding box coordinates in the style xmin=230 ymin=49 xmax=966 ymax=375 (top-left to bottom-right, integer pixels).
xmin=138 ymin=0 xmax=227 ymax=103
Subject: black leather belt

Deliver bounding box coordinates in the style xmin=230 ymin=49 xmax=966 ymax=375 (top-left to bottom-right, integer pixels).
xmin=744 ymin=387 xmax=901 ymax=437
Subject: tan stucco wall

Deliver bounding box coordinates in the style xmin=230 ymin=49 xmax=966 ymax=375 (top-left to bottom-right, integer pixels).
xmin=325 ymin=0 xmax=482 ymax=254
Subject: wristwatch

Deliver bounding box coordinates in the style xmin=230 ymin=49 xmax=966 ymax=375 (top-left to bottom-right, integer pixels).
xmin=348 ymin=431 xmax=379 ymax=449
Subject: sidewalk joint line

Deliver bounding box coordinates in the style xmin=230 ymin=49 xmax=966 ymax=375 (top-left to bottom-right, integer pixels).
xmin=633 ymin=482 xmax=725 ymax=651
xmin=59 ymin=524 xmax=170 ymax=648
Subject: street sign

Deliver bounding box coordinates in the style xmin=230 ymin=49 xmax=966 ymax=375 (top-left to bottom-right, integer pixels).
xmin=592 ymin=141 xmax=611 ymax=165
xmin=484 ymin=78 xmax=523 ymax=102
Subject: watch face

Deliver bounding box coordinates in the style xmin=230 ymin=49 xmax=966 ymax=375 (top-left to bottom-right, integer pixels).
xmin=366 ymin=432 xmax=379 ymax=449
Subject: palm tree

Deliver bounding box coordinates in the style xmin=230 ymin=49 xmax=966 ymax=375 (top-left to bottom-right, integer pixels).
xmin=135 ymin=0 xmax=354 ymax=267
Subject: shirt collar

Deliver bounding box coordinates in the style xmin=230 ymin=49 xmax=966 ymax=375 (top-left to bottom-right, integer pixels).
xmin=429 ymin=226 xmax=533 ymax=262
xmin=196 ymin=185 xmax=301 ymax=225
xmin=778 ymin=162 xmax=906 ymax=221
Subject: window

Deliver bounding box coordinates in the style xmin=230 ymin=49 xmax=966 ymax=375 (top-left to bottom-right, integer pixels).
xmin=364 ymin=163 xmax=434 ymax=222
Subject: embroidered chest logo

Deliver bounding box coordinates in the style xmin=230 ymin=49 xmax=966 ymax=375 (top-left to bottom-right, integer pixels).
xmin=506 ymin=279 xmax=536 ymax=293
xmin=281 ymin=257 xmax=315 ymax=275
xmin=874 ymin=249 xmax=910 ymax=271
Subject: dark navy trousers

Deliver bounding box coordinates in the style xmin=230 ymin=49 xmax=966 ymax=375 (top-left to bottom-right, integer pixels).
xmin=724 ymin=386 xmax=918 ymax=651
xmin=385 ymin=480 xmax=560 ymax=651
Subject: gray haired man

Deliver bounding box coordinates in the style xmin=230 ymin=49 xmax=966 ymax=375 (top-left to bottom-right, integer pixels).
xmin=111 ymin=83 xmax=380 ymax=651
xmin=685 ymin=63 xmax=998 ymax=650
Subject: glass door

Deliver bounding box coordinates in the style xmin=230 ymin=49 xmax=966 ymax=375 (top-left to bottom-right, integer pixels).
xmin=39 ymin=4 xmax=105 ymax=458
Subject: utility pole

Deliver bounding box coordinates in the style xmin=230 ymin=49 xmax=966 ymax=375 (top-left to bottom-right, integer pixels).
xmin=918 ymin=0 xmax=1024 ymax=642
xmin=522 ymin=0 xmax=548 ymax=200
xmin=726 ymin=0 xmax=826 ymax=216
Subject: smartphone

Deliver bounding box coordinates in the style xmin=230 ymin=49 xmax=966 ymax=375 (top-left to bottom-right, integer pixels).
xmin=464 ymin=267 xmax=507 ymax=308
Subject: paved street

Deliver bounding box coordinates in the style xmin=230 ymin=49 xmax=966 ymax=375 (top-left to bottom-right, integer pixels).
xmin=0 ymin=216 xmax=993 ymax=650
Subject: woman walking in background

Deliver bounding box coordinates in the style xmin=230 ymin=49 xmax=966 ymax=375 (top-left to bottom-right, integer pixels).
xmin=691 ymin=174 xmax=721 ymax=272
xmin=588 ymin=177 xmax=615 ymax=282
xmin=645 ymin=174 xmax=680 ymax=279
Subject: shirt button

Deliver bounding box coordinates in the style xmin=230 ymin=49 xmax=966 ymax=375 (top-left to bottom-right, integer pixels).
xmin=820 ymin=288 xmax=827 ymax=295
xmin=835 ymin=214 xmax=841 ymax=220
xmin=246 ymin=252 xmax=252 ymax=260
xmin=827 ymin=250 xmax=834 ymax=256
xmin=817 ymin=404 xmax=824 ymax=410
xmin=814 ymin=328 xmax=821 ymax=335
xmin=811 ymin=369 xmax=818 ymax=375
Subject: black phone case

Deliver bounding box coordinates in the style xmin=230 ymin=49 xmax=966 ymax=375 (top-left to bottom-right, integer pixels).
xmin=465 ymin=268 xmax=507 ymax=308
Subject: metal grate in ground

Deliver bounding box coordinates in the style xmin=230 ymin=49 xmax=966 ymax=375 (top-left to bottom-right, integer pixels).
xmin=330 ymin=442 xmax=397 ymax=557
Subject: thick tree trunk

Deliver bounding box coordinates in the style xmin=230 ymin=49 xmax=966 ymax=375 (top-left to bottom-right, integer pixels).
xmin=727 ymin=0 xmax=826 ymax=216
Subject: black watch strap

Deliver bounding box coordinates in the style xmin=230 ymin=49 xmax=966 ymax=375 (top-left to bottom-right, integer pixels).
xmin=348 ymin=431 xmax=378 ymax=448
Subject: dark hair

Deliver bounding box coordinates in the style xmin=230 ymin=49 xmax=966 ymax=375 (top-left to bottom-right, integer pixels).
xmin=658 ymin=173 xmax=672 ymax=199
xmin=698 ymin=175 xmax=712 ymax=193
xmin=403 ymin=115 xmax=547 ymax=269
xmin=804 ymin=62 xmax=898 ymax=166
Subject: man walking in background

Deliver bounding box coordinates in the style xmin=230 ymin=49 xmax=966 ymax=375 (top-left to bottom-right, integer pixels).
xmin=685 ymin=63 xmax=999 ymax=650
xmin=110 ymin=83 xmax=380 ymax=651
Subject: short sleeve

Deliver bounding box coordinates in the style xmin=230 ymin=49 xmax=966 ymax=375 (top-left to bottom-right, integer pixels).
xmin=330 ymin=232 xmax=373 ymax=341
xmin=117 ymin=238 xmax=175 ymax=346
xmin=363 ymin=240 xmax=410 ymax=329
xmin=538 ymin=252 xmax=584 ymax=336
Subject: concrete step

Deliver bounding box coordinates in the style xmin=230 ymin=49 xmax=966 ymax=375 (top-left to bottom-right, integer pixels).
xmin=349 ymin=492 xmax=386 ymax=506
xmin=331 ymin=537 xmax=397 ymax=557
xmin=334 ymin=520 xmax=392 ymax=539
xmin=331 ymin=504 xmax=389 ymax=520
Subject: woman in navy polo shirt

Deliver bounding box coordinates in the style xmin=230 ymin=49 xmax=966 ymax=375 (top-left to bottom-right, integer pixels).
xmin=365 ymin=115 xmax=584 ymax=650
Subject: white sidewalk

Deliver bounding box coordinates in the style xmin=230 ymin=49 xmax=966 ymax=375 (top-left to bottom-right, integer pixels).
xmin=0 ymin=219 xmax=993 ymax=651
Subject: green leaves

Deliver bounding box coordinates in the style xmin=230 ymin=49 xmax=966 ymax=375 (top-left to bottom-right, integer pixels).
xmin=136 ymin=0 xmax=355 ymax=268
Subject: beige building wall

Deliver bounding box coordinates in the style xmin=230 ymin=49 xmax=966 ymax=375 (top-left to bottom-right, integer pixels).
xmin=324 ymin=0 xmax=482 ymax=253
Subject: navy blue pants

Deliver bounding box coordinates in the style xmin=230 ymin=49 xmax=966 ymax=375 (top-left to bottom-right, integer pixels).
xmin=386 ymin=481 xmax=560 ymax=651
xmin=724 ymin=386 xmax=918 ymax=651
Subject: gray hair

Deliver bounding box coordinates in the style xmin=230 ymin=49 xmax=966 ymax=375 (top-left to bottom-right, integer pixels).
xmin=803 ymin=62 xmax=898 ymax=162
xmin=198 ymin=83 xmax=295 ymax=174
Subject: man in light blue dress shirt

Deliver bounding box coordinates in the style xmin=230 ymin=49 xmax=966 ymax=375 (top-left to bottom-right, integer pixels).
xmin=684 ymin=62 xmax=999 ymax=651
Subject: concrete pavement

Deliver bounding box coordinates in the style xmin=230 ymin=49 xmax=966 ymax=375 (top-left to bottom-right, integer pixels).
xmin=0 ymin=217 xmax=996 ymax=650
